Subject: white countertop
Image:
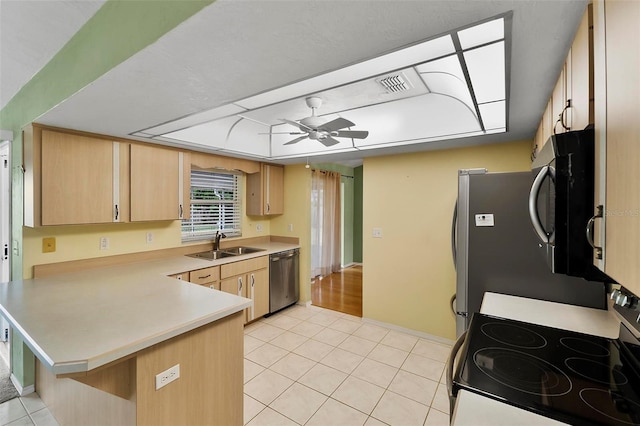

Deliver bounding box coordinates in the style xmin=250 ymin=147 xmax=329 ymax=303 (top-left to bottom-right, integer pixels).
xmin=452 ymin=292 xmax=621 ymax=425
xmin=0 ymin=242 xmax=298 ymax=375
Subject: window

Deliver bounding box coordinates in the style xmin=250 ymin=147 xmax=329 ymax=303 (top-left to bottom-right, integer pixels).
xmin=181 ymin=170 xmax=241 ymax=241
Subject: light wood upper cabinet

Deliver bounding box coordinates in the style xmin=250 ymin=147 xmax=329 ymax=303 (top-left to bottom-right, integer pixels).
xmin=130 ymin=144 xmax=190 ymax=222
xmin=24 ymin=127 xmax=129 ymax=226
xmin=593 ymin=0 xmax=640 ymax=295
xmin=246 ymin=164 xmax=284 ymax=216
xmin=532 ymin=5 xmax=593 ymax=157
xmin=569 ymin=5 xmax=594 ymax=132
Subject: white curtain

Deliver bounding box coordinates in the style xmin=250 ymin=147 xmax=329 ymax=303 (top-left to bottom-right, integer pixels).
xmin=310 ymin=170 xmax=342 ymax=278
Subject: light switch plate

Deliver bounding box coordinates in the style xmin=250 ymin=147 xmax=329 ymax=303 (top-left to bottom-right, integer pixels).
xmin=475 ymin=214 xmax=495 ymax=227
xmin=372 ymin=227 xmax=383 ymax=238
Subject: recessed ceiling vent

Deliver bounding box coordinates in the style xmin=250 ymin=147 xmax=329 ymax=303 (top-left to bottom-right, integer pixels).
xmin=377 ymin=72 xmax=412 ymax=93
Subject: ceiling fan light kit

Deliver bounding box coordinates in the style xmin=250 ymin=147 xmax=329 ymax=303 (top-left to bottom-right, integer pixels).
xmin=276 ymin=97 xmax=369 ymax=147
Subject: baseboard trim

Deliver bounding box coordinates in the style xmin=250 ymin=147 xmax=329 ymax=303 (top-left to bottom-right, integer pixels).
xmin=10 ymin=374 xmax=34 ymax=396
xmin=297 ymin=300 xmax=312 ymax=307
xmin=361 ymin=317 xmax=455 ymax=346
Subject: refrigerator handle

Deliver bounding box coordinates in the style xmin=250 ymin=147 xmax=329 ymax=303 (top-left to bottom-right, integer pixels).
xmin=451 ymin=200 xmax=458 ymax=270
xmin=528 ymin=165 xmax=555 ymax=243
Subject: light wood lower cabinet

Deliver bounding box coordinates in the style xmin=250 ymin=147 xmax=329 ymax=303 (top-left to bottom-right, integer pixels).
xmin=36 ymin=312 xmax=244 ymax=426
xmin=189 ymin=266 xmax=221 ymax=290
xmin=221 ymin=256 xmax=269 ymax=323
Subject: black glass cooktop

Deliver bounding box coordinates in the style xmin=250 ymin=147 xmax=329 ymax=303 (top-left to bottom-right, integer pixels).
xmin=453 ymin=313 xmax=640 ymax=425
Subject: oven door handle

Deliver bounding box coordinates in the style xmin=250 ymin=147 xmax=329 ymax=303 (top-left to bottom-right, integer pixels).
xmin=446 ymin=330 xmax=467 ymax=415
xmin=528 ymin=165 xmax=555 ymax=244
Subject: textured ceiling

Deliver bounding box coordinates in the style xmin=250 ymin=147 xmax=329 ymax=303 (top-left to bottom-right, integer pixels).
xmin=0 ymin=0 xmax=106 ymax=109
xmin=2 ymin=0 xmax=588 ymax=164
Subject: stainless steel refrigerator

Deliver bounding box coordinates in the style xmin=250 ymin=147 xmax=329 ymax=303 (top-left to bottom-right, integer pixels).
xmin=453 ymin=169 xmax=606 ymax=337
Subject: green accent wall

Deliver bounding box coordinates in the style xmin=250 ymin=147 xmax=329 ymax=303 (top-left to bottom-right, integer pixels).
xmin=353 ymin=165 xmax=363 ymax=262
xmin=0 ymin=0 xmax=214 ymax=393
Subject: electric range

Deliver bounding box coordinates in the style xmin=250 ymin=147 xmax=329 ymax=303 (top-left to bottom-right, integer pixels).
xmin=453 ymin=311 xmax=640 ymax=425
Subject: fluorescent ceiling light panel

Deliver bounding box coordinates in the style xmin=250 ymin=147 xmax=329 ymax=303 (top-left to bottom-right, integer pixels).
xmin=463 ymin=41 xmax=505 ymax=104
xmin=478 ymin=100 xmax=506 ymax=130
xmin=458 ymin=18 xmax=504 ymax=49
xmin=164 ymin=116 xmax=241 ymax=148
xmin=416 ymin=55 xmax=475 ymax=115
xmin=234 ymin=35 xmax=455 ymax=110
xmin=145 ymin=103 xmax=246 ymax=136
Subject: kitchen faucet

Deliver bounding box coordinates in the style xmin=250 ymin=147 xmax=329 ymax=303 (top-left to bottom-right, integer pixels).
xmin=213 ymin=231 xmax=226 ymax=251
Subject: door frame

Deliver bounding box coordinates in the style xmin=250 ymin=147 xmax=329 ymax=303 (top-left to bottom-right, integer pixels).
xmin=0 ymin=139 xmax=10 ymax=284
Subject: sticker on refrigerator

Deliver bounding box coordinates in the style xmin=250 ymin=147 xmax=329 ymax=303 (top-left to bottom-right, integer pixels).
xmin=475 ymin=214 xmax=494 ymax=227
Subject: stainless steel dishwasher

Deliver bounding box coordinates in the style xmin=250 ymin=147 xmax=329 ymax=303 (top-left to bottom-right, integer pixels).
xmin=269 ymin=248 xmax=299 ymax=313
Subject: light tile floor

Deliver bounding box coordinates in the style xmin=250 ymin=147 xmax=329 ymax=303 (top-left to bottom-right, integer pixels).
xmin=244 ymin=304 xmax=452 ymax=426
xmin=0 ymin=393 xmax=58 ymax=426
xmin=0 ymin=304 xmax=452 ymax=426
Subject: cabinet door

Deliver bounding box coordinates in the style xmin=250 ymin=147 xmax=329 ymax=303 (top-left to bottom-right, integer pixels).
xmin=599 ymin=0 xmax=640 ymax=293
xmin=221 ymin=275 xmax=245 ymax=298
xmin=41 ymin=130 xmax=115 ymax=225
xmin=264 ymin=164 xmax=284 ymax=215
xmin=551 ymin=66 xmax=569 ymax=133
xmin=130 ymin=144 xmax=180 ymax=221
xmin=246 ymin=164 xmax=284 ymax=216
xmin=248 ymin=268 xmax=269 ymax=321
xmin=570 ymin=5 xmax=593 ymax=131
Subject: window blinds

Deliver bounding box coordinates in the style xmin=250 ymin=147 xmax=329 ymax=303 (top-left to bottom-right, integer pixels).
xmin=181 ymin=170 xmax=241 ymax=241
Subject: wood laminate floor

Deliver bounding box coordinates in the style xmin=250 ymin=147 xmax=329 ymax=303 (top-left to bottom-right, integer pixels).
xmin=311 ymin=265 xmax=362 ymax=317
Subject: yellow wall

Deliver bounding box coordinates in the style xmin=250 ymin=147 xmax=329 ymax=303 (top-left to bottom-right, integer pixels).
xmin=22 ymin=175 xmax=271 ymax=279
xmin=271 ymin=165 xmax=312 ymax=303
xmin=362 ymin=140 xmax=532 ymax=340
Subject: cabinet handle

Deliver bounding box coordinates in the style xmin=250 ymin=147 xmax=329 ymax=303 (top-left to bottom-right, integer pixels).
xmin=266 ymin=203 xmax=270 ymax=214
xmin=198 ymin=274 xmax=211 ymax=279
xmin=114 ymin=204 xmax=119 ymax=221
xmin=179 ymin=204 xmax=183 ymax=219
xmin=586 ymin=205 xmax=604 ymax=260
xmin=251 ymin=273 xmax=255 ymax=288
xmin=238 ymin=276 xmax=243 ymax=295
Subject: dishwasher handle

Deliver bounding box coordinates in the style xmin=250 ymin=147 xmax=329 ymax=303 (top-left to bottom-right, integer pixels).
xmin=270 ymin=251 xmax=298 ymax=262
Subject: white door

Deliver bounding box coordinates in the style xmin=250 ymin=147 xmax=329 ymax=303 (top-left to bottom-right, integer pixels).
xmin=0 ymin=142 xmax=9 ymax=284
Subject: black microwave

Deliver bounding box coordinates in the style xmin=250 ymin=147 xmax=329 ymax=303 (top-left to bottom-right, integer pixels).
xmin=529 ymin=127 xmax=614 ymax=282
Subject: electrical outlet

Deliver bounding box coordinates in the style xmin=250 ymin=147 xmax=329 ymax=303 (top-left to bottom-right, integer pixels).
xmin=155 ymin=364 xmax=180 ymax=390
xmin=288 ymin=224 xmax=294 ymax=232
xmin=42 ymin=237 xmax=56 ymax=253
xmin=99 ymin=237 xmax=109 ymax=250
xmin=256 ymin=224 xmax=263 ymax=232
xmin=146 ymin=232 xmax=154 ymax=244
xmin=372 ymin=228 xmax=383 ymax=238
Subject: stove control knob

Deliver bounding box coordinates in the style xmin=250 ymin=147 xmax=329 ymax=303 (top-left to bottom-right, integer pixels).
xmin=611 ymin=289 xmax=621 ymax=301
xmin=616 ymin=293 xmax=634 ymax=308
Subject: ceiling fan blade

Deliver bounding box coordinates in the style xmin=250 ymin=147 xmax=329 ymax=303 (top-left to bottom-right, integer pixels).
xmin=319 ymin=136 xmax=341 ymax=147
xmin=280 ymin=118 xmax=312 ymax=132
xmin=284 ymin=135 xmax=309 ymax=145
xmin=258 ymin=131 xmax=306 ymax=135
xmin=335 ymin=130 xmax=369 ymax=139
xmin=318 ymin=117 xmax=355 ymax=132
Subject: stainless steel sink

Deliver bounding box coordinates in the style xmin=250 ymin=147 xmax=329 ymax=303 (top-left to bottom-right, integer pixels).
xmin=187 ymin=250 xmax=237 ymax=260
xmin=222 ymin=246 xmax=265 ymax=255
xmin=186 ymin=246 xmax=265 ymax=261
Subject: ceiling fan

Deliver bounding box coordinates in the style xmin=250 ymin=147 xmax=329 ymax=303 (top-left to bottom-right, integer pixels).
xmin=268 ymin=97 xmax=369 ymax=147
